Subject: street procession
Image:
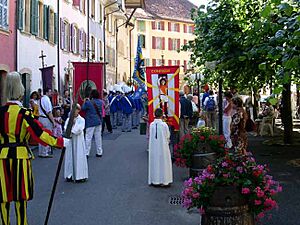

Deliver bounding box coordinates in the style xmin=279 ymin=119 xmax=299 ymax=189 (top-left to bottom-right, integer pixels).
xmin=0 ymin=0 xmax=300 ymax=224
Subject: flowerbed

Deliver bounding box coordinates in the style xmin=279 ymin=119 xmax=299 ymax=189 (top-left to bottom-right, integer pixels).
xmin=174 ymin=127 xmax=226 ymax=168
xmin=181 ymin=153 xmax=282 ymax=220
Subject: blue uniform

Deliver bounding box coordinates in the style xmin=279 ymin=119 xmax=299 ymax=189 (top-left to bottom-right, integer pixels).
xmin=132 ymin=97 xmax=143 ymax=128
xmin=121 ymin=95 xmax=134 ymax=132
xmin=116 ymin=95 xmax=123 ymax=126
xmin=109 ymin=95 xmax=118 ymax=128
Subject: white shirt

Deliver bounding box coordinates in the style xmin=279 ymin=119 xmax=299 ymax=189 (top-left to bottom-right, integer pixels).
xmin=39 ymin=95 xmax=53 ymax=116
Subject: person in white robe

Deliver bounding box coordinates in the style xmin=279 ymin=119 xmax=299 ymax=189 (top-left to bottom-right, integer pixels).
xmin=148 ymin=108 xmax=173 ymax=187
xmin=64 ymin=104 xmax=88 ymax=182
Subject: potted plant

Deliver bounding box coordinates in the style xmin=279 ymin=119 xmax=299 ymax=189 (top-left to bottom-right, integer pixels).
xmin=174 ymin=127 xmax=226 ymax=177
xmin=182 ymin=153 xmax=282 ymax=224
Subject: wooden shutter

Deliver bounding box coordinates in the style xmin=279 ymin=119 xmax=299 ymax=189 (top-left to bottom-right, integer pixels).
xmin=78 ymin=29 xmax=82 ymax=56
xmin=184 ymin=60 xmax=187 ymax=72
xmin=54 ymin=13 xmax=58 ymax=44
xmin=177 ymin=23 xmax=180 ymax=32
xmin=70 ymin=24 xmax=73 ymax=52
xmin=183 ymin=24 xmax=187 ymax=33
xmin=168 ymin=60 xmax=172 ymax=66
xmin=191 ymin=25 xmax=195 ymax=33
xmin=73 ymin=0 xmax=80 ymax=7
xmin=177 ymin=60 xmax=180 ymax=66
xmin=184 ymin=39 xmax=187 ymax=45
xmin=43 ymin=5 xmax=49 ymax=40
xmin=151 ymin=21 xmax=156 ymax=30
xmin=162 ymin=37 xmax=165 ymax=50
xmin=83 ymin=31 xmax=86 ymax=57
xmin=17 ymin=0 xmax=24 ymax=30
xmin=152 ymin=36 xmax=156 ymax=49
xmin=152 ymin=59 xmax=156 ymax=66
xmin=30 ymin=0 xmax=35 ymax=34
xmin=161 ymin=21 xmax=164 ymax=30
xmin=168 ymin=22 xmax=171 ymax=31
xmin=168 ymin=38 xmax=171 ymax=50
xmin=177 ymin=39 xmax=180 ymax=50
xmin=60 ymin=19 xmax=65 ymax=50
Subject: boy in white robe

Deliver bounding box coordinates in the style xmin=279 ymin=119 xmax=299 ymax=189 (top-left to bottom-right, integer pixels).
xmin=148 ymin=108 xmax=173 ymax=187
xmin=64 ymin=104 xmax=89 ymax=182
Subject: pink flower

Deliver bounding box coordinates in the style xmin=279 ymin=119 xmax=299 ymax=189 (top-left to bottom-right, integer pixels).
xmin=264 ymin=198 xmax=277 ymax=210
xmin=221 ymin=161 xmax=228 ymax=167
xmin=277 ymin=185 xmax=283 ymax=192
xmin=241 ymin=188 xmax=250 ymax=194
xmin=257 ymin=212 xmax=265 ymax=219
xmin=192 ymin=192 xmax=200 ymax=198
xmin=236 ymin=166 xmax=243 ymax=173
xmin=254 ymin=200 xmax=262 ymax=205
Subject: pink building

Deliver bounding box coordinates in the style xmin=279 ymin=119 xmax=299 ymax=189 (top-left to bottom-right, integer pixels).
xmin=0 ymin=0 xmax=17 ymax=105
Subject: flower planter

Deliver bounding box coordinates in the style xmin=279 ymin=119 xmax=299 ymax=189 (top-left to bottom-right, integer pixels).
xmin=189 ymin=142 xmax=216 ymax=178
xmin=201 ymin=186 xmax=255 ymax=225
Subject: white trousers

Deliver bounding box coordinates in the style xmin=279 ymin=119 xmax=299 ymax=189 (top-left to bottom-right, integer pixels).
xmin=85 ymin=125 xmax=103 ymax=156
xmin=223 ymin=115 xmax=232 ymax=148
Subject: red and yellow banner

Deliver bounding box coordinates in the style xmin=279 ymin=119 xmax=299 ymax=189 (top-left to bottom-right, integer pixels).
xmin=146 ymin=66 xmax=180 ymax=130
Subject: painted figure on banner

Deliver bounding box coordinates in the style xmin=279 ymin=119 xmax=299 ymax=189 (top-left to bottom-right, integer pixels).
xmin=158 ymin=76 xmax=169 ymax=116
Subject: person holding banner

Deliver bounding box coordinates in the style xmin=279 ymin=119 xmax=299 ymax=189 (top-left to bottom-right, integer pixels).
xmin=0 ymin=72 xmax=64 ymax=225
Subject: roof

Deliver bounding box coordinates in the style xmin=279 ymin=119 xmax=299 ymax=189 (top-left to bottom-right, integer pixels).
xmin=129 ymin=0 xmax=197 ymax=23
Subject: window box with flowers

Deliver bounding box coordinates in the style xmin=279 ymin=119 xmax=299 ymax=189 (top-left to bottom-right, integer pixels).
xmin=182 ymin=154 xmax=282 ymax=224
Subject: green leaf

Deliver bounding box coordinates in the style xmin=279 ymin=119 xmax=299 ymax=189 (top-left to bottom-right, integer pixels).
xmin=273 ymin=86 xmax=283 ymax=94
xmin=261 ymin=5 xmax=272 ymax=18
xmin=259 ymin=62 xmax=267 ymax=71
xmin=239 ymin=56 xmax=247 ymax=61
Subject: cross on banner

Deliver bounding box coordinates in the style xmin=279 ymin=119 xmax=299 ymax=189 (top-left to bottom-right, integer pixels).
xmin=39 ymin=50 xmax=47 ymax=68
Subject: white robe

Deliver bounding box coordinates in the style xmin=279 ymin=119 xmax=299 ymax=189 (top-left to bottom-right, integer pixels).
xmin=64 ymin=115 xmax=89 ymax=180
xmin=148 ymin=119 xmax=173 ymax=185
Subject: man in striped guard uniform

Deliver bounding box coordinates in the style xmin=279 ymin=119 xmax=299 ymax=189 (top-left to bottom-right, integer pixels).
xmin=0 ymin=72 xmax=64 ymax=225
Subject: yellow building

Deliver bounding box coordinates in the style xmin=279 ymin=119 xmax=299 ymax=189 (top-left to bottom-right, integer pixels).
xmin=131 ymin=0 xmax=196 ymax=82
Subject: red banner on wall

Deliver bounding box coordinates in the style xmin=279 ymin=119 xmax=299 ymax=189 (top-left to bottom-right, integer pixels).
xmin=146 ymin=66 xmax=180 ymax=130
xmin=73 ymin=62 xmax=103 ymax=105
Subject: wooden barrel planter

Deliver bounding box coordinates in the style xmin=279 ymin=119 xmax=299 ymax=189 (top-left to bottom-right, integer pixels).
xmin=201 ymin=186 xmax=255 ymax=225
xmin=189 ymin=142 xmax=216 ymax=178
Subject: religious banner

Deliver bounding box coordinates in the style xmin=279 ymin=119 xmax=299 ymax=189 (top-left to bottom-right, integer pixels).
xmin=40 ymin=66 xmax=54 ymax=92
xmin=73 ymin=62 xmax=104 ymax=105
xmin=146 ymin=66 xmax=180 ymax=130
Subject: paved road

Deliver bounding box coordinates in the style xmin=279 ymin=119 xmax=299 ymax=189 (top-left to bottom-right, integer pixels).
xmin=16 ymin=129 xmax=199 ymax=225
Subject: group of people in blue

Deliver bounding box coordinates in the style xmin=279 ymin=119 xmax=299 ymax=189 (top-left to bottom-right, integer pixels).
xmin=108 ymin=85 xmax=145 ymax=132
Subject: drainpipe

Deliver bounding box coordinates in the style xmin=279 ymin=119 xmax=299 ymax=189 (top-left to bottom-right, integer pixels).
xmin=86 ymin=0 xmax=90 ymax=97
xmin=15 ymin=0 xmax=18 ymax=71
xmin=57 ymin=0 xmax=61 ymax=92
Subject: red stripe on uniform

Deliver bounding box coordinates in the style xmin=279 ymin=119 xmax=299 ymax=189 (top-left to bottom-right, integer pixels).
xmin=56 ymin=137 xmax=64 ymax=148
xmin=26 ymin=127 xmax=48 ymax=146
xmin=15 ymin=114 xmax=22 ymax=136
xmin=2 ymin=161 xmax=12 ymax=202
xmin=21 ymin=169 xmax=26 ymax=200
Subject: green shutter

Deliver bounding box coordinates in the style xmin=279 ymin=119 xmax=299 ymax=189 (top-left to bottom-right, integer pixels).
xmin=30 ymin=0 xmax=34 ymax=34
xmin=54 ymin=13 xmax=58 ymax=44
xmin=43 ymin=5 xmax=49 ymax=40
xmin=35 ymin=0 xmax=39 ymax=35
xmin=17 ymin=0 xmax=24 ymax=30
xmin=30 ymin=0 xmax=38 ymax=35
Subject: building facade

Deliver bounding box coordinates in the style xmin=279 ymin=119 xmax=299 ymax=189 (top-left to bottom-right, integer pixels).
xmin=0 ymin=0 xmax=17 ymax=105
xmin=131 ymin=0 xmax=196 ymax=83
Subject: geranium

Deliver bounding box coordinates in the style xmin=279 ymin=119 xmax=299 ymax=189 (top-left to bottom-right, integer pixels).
xmin=174 ymin=127 xmax=226 ymax=168
xmin=181 ymin=154 xmax=281 ymax=221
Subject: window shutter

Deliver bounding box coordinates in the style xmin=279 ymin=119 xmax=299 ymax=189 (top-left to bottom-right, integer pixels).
xmin=79 ymin=29 xmax=82 ymax=56
xmin=191 ymin=25 xmax=195 ymax=33
xmin=151 ymin=21 xmax=155 ymax=30
xmin=183 ymin=24 xmax=187 ymax=33
xmin=152 ymin=59 xmax=156 ymax=66
xmin=30 ymin=0 xmax=35 ymax=34
xmin=184 ymin=39 xmax=187 ymax=45
xmin=35 ymin=0 xmax=39 ymax=34
xmin=162 ymin=37 xmax=165 ymax=50
xmin=168 ymin=38 xmax=171 ymax=50
xmin=177 ymin=39 xmax=180 ymax=50
xmin=54 ymin=13 xmax=58 ymax=44
xmin=70 ymin=24 xmax=73 ymax=52
xmin=177 ymin=23 xmax=180 ymax=32
xmin=17 ymin=0 xmax=24 ymax=30
xmin=43 ymin=5 xmax=49 ymax=40
xmin=152 ymin=36 xmax=156 ymax=49
xmin=60 ymin=19 xmax=65 ymax=49
xmin=168 ymin=22 xmax=171 ymax=31
xmin=184 ymin=60 xmax=187 ymax=72
xmin=168 ymin=60 xmax=172 ymax=66
xmin=161 ymin=21 xmax=164 ymax=31
xmin=73 ymin=0 xmax=80 ymax=7
xmin=83 ymin=31 xmax=86 ymax=57
xmin=177 ymin=60 xmax=180 ymax=66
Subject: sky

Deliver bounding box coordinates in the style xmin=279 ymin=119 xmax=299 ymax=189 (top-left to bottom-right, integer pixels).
xmin=188 ymin=0 xmax=208 ymax=7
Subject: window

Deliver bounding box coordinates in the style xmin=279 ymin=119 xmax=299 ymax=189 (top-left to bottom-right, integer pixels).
xmin=49 ymin=9 xmax=55 ymax=43
xmin=168 ymin=38 xmax=180 ymax=51
xmin=70 ymin=24 xmax=79 ymax=54
xmin=79 ymin=29 xmax=86 ymax=58
xmin=137 ymin=21 xmax=145 ymax=32
xmin=91 ymin=0 xmax=95 ymax=19
xmin=30 ymin=0 xmax=38 ymax=35
xmin=80 ymin=0 xmax=85 ymax=14
xmin=188 ymin=25 xmax=194 ymax=34
xmin=152 ymin=36 xmax=165 ymax=50
xmin=24 ymin=0 xmax=30 ymax=32
xmin=168 ymin=22 xmax=180 ymax=32
xmin=91 ymin=36 xmax=95 ymax=60
xmin=61 ymin=20 xmax=70 ymax=51
xmin=38 ymin=1 xmax=43 ymax=37
xmin=0 ymin=0 xmax=9 ymax=29
xmin=139 ymin=34 xmax=146 ymax=48
xmin=145 ymin=58 xmax=150 ymax=66
xmin=151 ymin=21 xmax=164 ymax=30
xmin=99 ymin=3 xmax=102 ymax=24
xmin=98 ymin=40 xmax=103 ymax=60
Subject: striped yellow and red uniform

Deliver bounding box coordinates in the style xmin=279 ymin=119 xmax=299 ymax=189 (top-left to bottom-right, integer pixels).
xmin=0 ymin=103 xmax=63 ymax=203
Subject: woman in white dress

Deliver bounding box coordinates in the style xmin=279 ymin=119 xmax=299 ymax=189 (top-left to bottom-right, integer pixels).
xmin=64 ymin=104 xmax=88 ymax=182
xmin=148 ymin=108 xmax=173 ymax=187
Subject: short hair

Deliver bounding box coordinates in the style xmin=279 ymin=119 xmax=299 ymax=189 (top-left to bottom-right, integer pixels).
xmin=6 ymin=72 xmax=25 ymax=101
xmin=209 ymin=90 xmax=214 ymax=95
xmin=154 ymin=108 xmax=164 ymax=118
xmin=43 ymin=88 xmax=52 ymax=95
xmin=30 ymin=91 xmax=40 ymax=99
xmin=232 ymin=97 xmax=243 ymax=107
xmin=90 ymin=89 xmax=100 ymax=99
xmin=224 ymin=91 xmax=233 ymax=99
